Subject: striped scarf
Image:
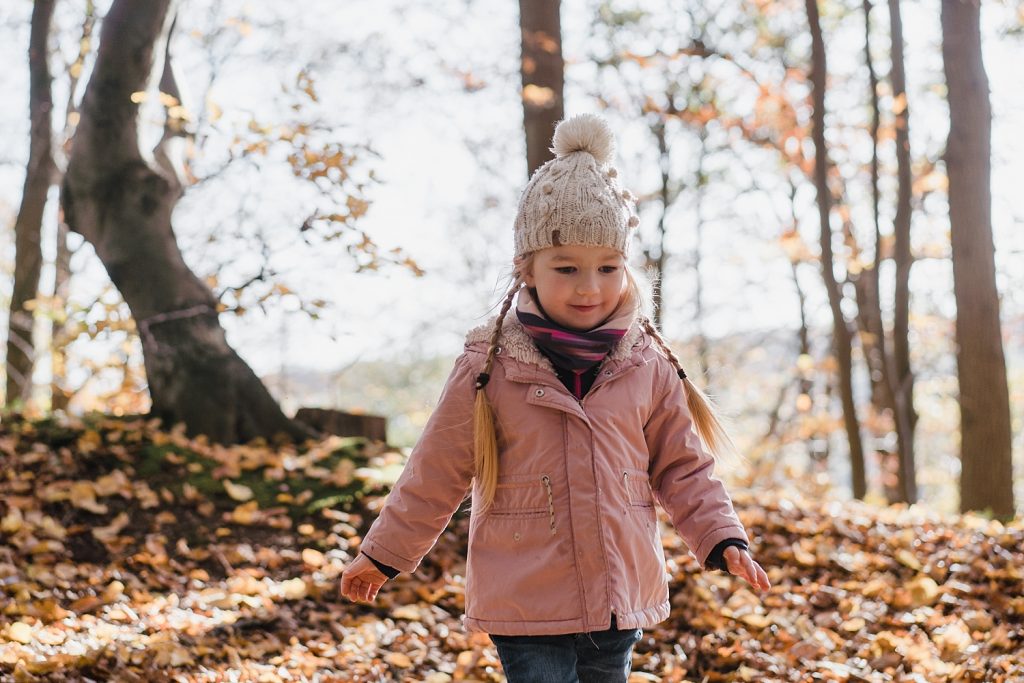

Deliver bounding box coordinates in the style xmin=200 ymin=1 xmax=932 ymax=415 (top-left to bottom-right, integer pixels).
xmin=515 ymin=286 xmax=635 ymax=374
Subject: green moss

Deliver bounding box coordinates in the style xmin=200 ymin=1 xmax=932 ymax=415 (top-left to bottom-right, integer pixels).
xmin=136 ymin=438 xmax=385 ymax=518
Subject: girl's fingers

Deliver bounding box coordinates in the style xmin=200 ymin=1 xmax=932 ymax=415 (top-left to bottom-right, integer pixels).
xmin=757 ymin=564 xmax=772 ymax=591
xmin=340 ymin=573 xmax=354 ymax=600
xmin=339 ymin=555 xmax=389 ymax=603
xmin=724 ymin=547 xmax=771 ymax=592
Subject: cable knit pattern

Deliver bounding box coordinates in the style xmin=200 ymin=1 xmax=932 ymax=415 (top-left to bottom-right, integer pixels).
xmin=514 ymin=113 xmax=640 ymax=258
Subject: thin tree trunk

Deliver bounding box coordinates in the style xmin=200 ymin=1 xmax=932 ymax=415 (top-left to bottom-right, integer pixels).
xmin=6 ymin=0 xmax=56 ymax=411
xmin=859 ymin=0 xmax=893 ymax=416
xmin=805 ymin=0 xmax=867 ymax=499
xmin=62 ymin=0 xmax=316 ymax=444
xmin=50 ymin=218 xmax=72 ymax=413
xmin=887 ymin=0 xmax=918 ymax=504
xmin=518 ymin=0 xmax=564 ymax=176
xmin=648 ymin=118 xmax=669 ymax=331
xmin=940 ymin=0 xmax=1014 ymax=519
xmin=52 ymin=2 xmax=97 ymax=414
xmin=694 ymin=132 xmax=708 ymax=370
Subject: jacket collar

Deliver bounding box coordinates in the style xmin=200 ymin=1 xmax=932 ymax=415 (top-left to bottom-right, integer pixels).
xmin=465 ymin=313 xmax=648 ymax=374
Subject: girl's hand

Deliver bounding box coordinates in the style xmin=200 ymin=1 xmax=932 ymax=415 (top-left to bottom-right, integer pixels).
xmin=339 ymin=553 xmax=389 ymax=603
xmin=723 ymin=546 xmax=771 ymax=592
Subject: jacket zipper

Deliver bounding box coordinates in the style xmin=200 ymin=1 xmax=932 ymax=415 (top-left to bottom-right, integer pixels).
xmin=541 ymin=474 xmax=555 ymax=534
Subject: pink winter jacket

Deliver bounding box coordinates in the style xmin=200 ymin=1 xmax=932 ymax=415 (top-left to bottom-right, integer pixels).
xmin=358 ymin=314 xmax=750 ymax=636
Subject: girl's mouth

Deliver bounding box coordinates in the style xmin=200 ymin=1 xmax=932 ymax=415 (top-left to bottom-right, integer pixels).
xmin=571 ymin=304 xmax=599 ymax=311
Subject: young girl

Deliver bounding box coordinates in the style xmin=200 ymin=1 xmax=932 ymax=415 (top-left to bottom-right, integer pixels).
xmin=340 ymin=113 xmax=770 ymax=681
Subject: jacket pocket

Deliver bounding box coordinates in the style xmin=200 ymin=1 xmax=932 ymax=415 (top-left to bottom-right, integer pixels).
xmin=622 ymin=467 xmax=655 ymax=509
xmin=487 ymin=472 xmax=557 ymax=533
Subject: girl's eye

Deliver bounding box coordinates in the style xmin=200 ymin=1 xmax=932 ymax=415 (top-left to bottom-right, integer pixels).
xmin=555 ymin=267 xmax=576 ymax=274
xmin=600 ymin=266 xmax=619 ymax=273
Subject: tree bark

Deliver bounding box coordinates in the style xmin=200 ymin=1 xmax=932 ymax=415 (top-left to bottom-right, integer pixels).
xmin=805 ymin=0 xmax=867 ymax=499
xmin=887 ymin=0 xmax=918 ymax=504
xmin=648 ymin=117 xmax=669 ymax=330
xmin=519 ymin=0 xmax=564 ymax=176
xmin=940 ymin=0 xmax=1014 ymax=518
xmin=52 ymin=2 xmax=97 ymax=414
xmin=61 ymin=0 xmax=316 ymax=444
xmin=859 ymin=0 xmax=893 ymax=419
xmin=6 ymin=0 xmax=56 ymax=410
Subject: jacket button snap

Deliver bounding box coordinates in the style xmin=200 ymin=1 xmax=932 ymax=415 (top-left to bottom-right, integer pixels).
xmin=604 ymin=370 xmax=612 ymax=375
xmin=534 ymin=388 xmax=545 ymax=397
xmin=513 ymin=532 xmax=521 ymax=541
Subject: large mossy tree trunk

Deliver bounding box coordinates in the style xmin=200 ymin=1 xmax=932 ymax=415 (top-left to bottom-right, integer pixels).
xmin=940 ymin=0 xmax=1014 ymax=519
xmin=61 ymin=0 xmax=316 ymax=444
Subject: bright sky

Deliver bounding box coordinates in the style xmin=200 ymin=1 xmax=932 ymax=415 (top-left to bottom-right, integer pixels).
xmin=0 ymin=0 xmax=1021 ymax=409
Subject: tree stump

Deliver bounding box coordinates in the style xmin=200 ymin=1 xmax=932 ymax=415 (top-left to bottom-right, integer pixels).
xmin=293 ymin=408 xmax=387 ymax=442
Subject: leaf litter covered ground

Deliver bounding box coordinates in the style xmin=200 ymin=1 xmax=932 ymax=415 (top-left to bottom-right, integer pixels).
xmin=0 ymin=413 xmax=1022 ymax=682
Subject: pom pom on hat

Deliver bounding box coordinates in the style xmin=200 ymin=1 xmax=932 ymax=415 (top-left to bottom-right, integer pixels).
xmin=551 ymin=113 xmax=615 ymax=166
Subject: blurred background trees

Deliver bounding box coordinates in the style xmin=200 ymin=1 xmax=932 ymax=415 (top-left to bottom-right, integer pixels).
xmin=0 ymin=0 xmax=1019 ymax=518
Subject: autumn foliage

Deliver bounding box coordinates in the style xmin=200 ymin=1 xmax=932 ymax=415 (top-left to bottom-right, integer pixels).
xmin=0 ymin=413 xmax=1021 ymax=681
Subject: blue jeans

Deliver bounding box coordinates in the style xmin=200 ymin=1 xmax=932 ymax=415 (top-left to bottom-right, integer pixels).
xmin=490 ymin=615 xmax=643 ymax=683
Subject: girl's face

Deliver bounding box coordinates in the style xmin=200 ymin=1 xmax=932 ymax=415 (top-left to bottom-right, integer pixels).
xmin=524 ymin=245 xmax=627 ymax=331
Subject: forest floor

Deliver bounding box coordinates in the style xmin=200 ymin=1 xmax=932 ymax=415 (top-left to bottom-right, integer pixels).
xmin=0 ymin=413 xmax=1021 ymax=682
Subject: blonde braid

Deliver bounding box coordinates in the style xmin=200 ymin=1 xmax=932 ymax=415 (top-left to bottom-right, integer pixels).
xmin=471 ymin=284 xmax=520 ymax=515
xmin=641 ymin=318 xmax=743 ymax=470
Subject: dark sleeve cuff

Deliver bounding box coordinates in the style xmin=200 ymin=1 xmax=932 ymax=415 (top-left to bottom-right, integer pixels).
xmin=362 ymin=551 xmax=400 ymax=579
xmin=704 ymin=538 xmax=749 ymax=572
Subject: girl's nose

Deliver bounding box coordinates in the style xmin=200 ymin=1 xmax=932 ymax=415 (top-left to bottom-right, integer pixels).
xmin=577 ymin=274 xmax=600 ymax=294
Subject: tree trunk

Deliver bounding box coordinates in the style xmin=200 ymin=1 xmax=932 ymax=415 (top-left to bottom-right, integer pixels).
xmin=6 ymin=0 xmax=56 ymax=411
xmin=52 ymin=5 xmax=96 ymax=414
xmin=518 ymin=0 xmax=564 ymax=176
xmin=887 ymin=0 xmax=918 ymax=504
xmin=940 ymin=0 xmax=1014 ymax=519
xmin=805 ymin=0 xmax=867 ymax=499
xmin=50 ymin=216 xmax=73 ymax=413
xmin=693 ymin=131 xmax=708 ymax=370
xmin=859 ymin=0 xmax=895 ymax=421
xmin=648 ymin=118 xmax=669 ymax=331
xmin=61 ymin=0 xmax=316 ymax=444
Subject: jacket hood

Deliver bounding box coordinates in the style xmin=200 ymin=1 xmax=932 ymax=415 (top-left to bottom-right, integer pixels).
xmin=464 ymin=313 xmax=650 ymax=373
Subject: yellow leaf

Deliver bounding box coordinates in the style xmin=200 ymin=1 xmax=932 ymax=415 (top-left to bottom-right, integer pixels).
xmin=301 ymin=548 xmax=324 ymax=567
xmin=386 ymin=652 xmax=413 ymax=669
xmin=94 ymin=470 xmax=130 ymax=497
xmin=7 ymin=621 xmax=33 ymax=644
xmin=71 ymin=481 xmax=108 ymax=514
xmin=92 ymin=512 xmax=130 ymax=543
xmin=101 ymin=580 xmax=125 ymax=603
xmin=907 ymin=575 xmax=940 ymax=607
xmin=1 ymin=507 xmax=23 ymax=534
xmin=841 ymin=617 xmax=866 ymax=632
xmin=230 ymin=501 xmax=259 ymax=525
xmin=223 ymin=480 xmax=254 ymax=502
xmin=896 ymin=549 xmax=922 ymax=571
xmin=279 ymin=577 xmax=307 ymax=600
xmin=739 ymin=613 xmax=771 ymax=629
xmin=393 ymin=605 xmax=422 ymax=621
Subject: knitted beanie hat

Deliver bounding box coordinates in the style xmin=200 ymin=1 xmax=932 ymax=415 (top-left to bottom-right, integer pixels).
xmin=513 ymin=113 xmax=640 ymax=259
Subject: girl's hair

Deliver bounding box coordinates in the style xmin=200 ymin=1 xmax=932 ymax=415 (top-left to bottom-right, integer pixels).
xmin=471 ymin=252 xmax=741 ymax=515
